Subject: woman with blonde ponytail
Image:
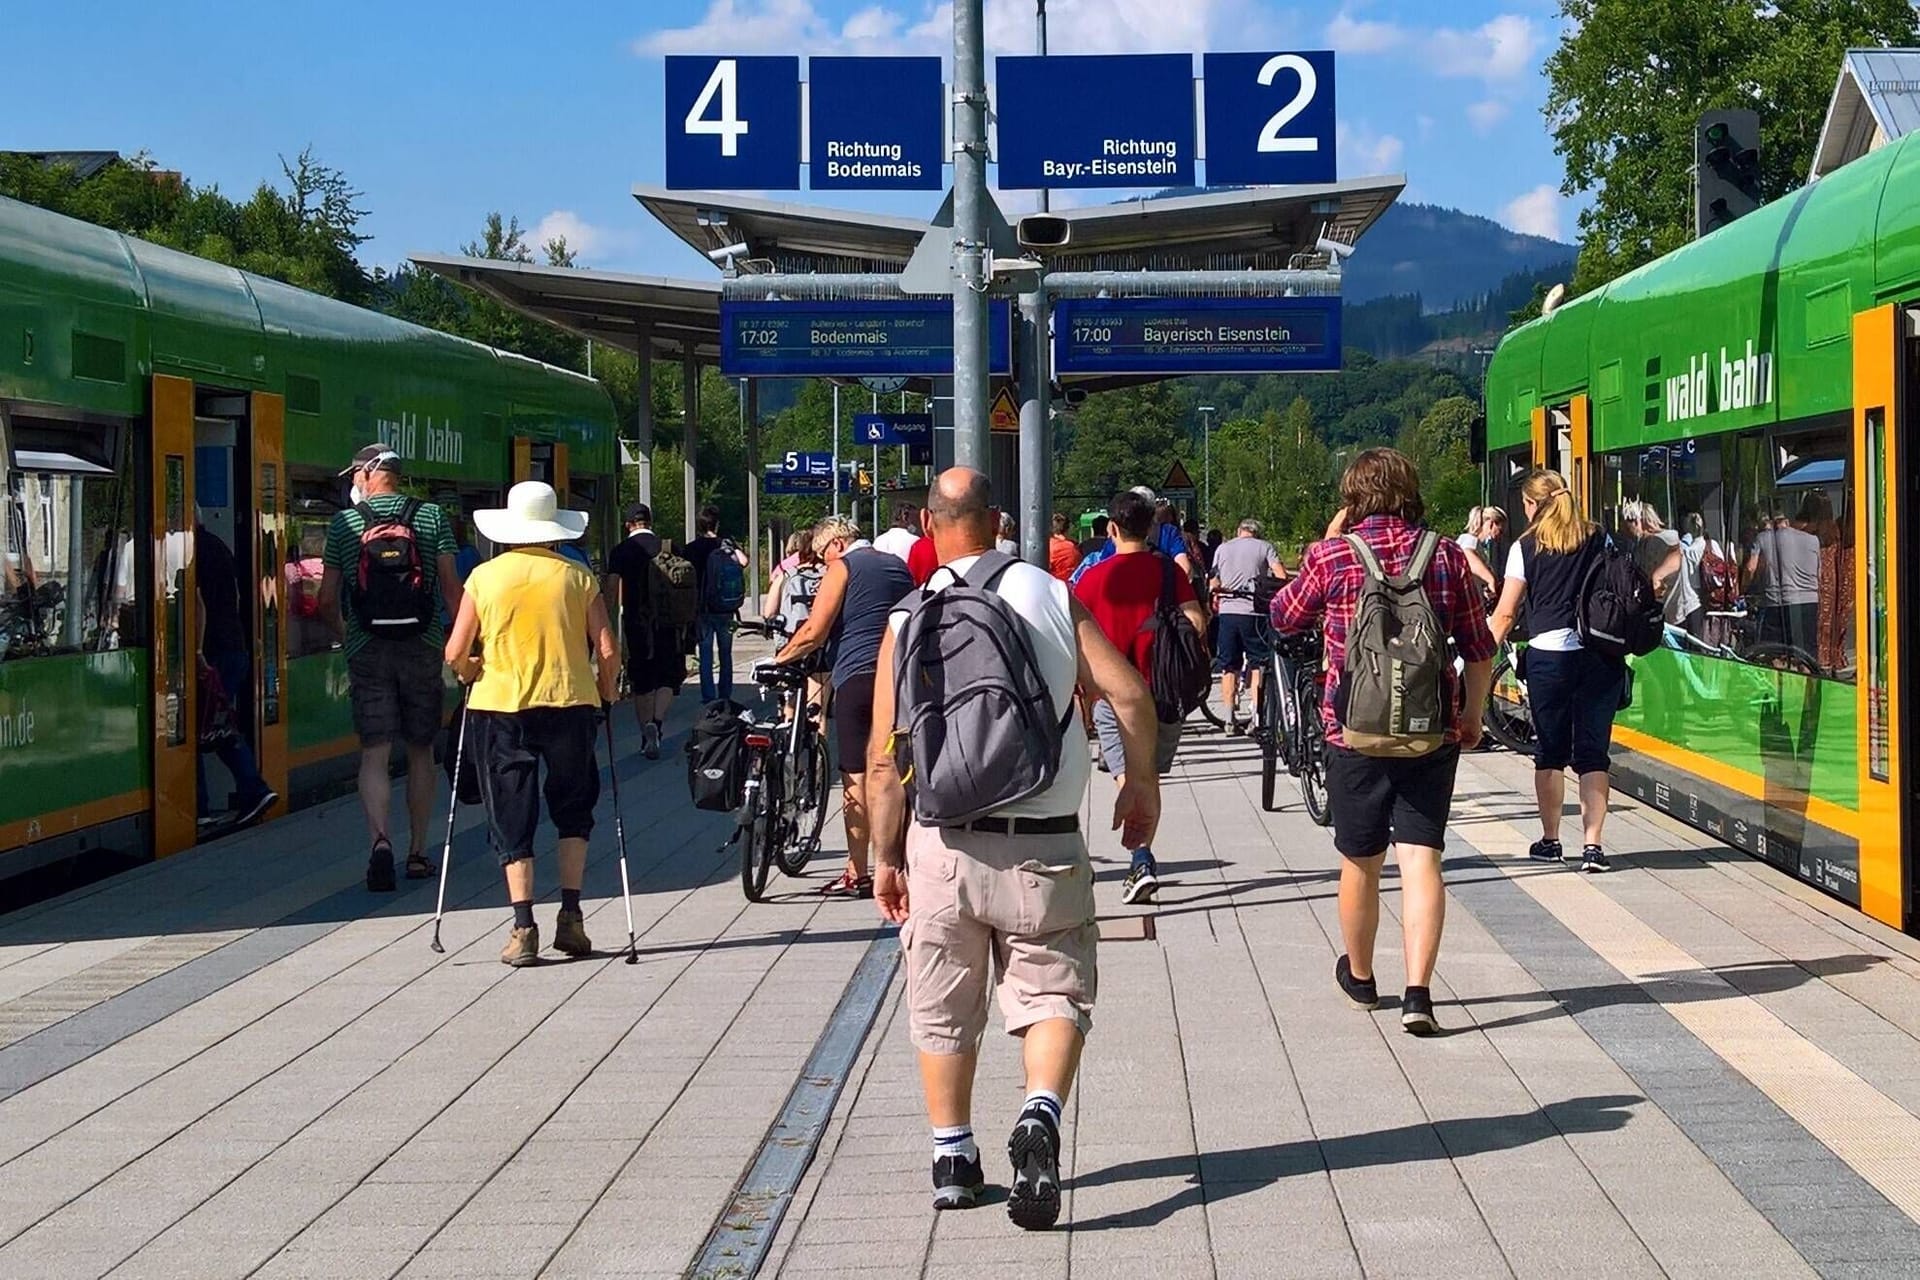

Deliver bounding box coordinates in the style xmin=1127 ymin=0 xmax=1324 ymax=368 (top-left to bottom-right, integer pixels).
xmin=1489 ymin=469 xmax=1623 ymax=873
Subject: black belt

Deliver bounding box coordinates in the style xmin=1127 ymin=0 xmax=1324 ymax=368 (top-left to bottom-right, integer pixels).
xmin=943 ymin=814 xmax=1079 ymax=836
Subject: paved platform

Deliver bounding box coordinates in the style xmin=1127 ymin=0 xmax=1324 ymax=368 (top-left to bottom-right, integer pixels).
xmin=6 ymin=656 xmax=1920 ymax=1278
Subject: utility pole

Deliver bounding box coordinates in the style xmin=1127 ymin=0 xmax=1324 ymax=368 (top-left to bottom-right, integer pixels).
xmin=1199 ymin=404 xmax=1216 ymax=526
xmin=1035 ymin=0 xmax=1050 ymax=214
xmin=951 ymin=0 xmax=990 ymax=469
xmin=831 ymin=384 xmax=842 ymax=519
xmin=1015 ymin=0 xmax=1053 ymax=566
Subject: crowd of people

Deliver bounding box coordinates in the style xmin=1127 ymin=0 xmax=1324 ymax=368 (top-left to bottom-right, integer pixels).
xmin=309 ymin=437 xmax=1701 ymax=1231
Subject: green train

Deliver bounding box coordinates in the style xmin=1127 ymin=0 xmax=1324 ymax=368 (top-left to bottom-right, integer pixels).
xmin=0 ymin=194 xmax=618 ymax=891
xmin=1483 ymin=128 xmax=1920 ymax=932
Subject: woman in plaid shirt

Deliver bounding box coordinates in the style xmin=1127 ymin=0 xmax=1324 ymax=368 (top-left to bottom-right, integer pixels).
xmin=1270 ymin=448 xmax=1496 ymax=1036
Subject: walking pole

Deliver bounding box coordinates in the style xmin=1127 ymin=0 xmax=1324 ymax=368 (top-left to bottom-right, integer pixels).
xmin=605 ymin=711 xmax=640 ymax=964
xmin=428 ymin=688 xmax=469 ymax=955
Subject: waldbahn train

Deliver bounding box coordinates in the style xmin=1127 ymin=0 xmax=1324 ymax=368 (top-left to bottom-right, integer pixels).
xmin=0 ymin=194 xmax=618 ymax=896
xmin=1483 ymin=128 xmax=1920 ymax=932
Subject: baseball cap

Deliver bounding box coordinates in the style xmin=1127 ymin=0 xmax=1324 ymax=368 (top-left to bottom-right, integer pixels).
xmin=338 ymin=444 xmax=402 ymax=478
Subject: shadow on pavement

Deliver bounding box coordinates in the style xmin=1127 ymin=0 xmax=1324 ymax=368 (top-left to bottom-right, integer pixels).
xmin=1454 ymin=955 xmax=1886 ymax=1033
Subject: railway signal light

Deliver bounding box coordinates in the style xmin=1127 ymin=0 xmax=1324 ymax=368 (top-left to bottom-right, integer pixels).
xmin=1696 ymin=109 xmax=1763 ymax=237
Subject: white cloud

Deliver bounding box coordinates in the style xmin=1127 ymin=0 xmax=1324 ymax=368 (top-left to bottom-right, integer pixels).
xmin=1500 ymin=184 xmax=1563 ymax=240
xmin=1466 ymin=99 xmax=1509 ymax=133
xmin=1336 ymin=121 xmax=1404 ymax=175
xmin=1324 ymin=10 xmax=1404 ymax=55
xmin=528 ymin=211 xmax=630 ymax=263
xmin=1323 ymin=10 xmax=1543 ymax=85
xmin=1416 ymin=113 xmax=1436 ymax=141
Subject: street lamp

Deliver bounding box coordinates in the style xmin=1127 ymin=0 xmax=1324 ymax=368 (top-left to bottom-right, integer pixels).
xmin=1198 ymin=404 xmax=1217 ymax=526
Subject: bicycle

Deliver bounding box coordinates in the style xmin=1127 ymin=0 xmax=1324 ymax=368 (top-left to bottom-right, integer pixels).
xmin=1216 ymin=585 xmax=1330 ymax=824
xmin=1483 ymin=637 xmax=1536 ymax=756
xmin=732 ymin=659 xmax=832 ymax=902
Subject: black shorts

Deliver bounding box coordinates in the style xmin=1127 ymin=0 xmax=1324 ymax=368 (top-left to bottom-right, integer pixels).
xmin=1526 ymin=647 xmax=1623 ymax=775
xmin=1325 ymin=744 xmax=1460 ymax=858
xmin=1213 ymin=614 xmax=1271 ymax=674
xmin=832 ymin=671 xmax=877 ymax=776
xmin=470 ymin=705 xmax=600 ymax=865
xmin=624 ymin=622 xmax=688 ymax=694
xmin=348 ymin=640 xmax=445 ymax=748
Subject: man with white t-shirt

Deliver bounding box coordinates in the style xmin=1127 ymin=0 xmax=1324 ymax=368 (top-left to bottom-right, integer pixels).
xmin=873 ymin=502 xmax=923 ymax=563
xmin=866 ymin=468 xmax=1160 ymax=1229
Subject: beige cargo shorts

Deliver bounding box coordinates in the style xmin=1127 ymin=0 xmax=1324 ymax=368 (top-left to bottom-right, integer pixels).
xmin=901 ymin=822 xmax=1097 ymax=1055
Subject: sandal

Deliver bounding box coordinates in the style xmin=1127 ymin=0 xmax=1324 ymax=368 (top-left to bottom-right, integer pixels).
xmin=405 ymin=850 xmax=436 ymax=880
xmin=817 ymin=871 xmax=874 ymax=900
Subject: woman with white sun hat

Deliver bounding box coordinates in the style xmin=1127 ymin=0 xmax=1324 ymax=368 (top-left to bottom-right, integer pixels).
xmin=445 ymin=481 xmax=619 ymax=967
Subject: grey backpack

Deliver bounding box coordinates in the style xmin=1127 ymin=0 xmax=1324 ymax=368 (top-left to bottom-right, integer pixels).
xmin=1335 ymin=531 xmax=1451 ymax=758
xmin=891 ymin=550 xmax=1066 ymax=825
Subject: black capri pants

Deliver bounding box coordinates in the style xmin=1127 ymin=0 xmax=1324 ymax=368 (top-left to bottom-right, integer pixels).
xmin=471 ymin=705 xmax=601 ymax=865
xmin=1526 ymin=647 xmax=1623 ymax=776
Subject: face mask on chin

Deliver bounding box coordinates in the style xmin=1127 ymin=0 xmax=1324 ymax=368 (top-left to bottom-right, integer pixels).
xmin=349 ymin=483 xmax=363 ymax=505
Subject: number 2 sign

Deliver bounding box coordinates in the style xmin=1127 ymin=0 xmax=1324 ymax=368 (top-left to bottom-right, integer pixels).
xmin=664 ymin=56 xmax=800 ymax=190
xmin=1203 ymin=51 xmax=1337 ymax=185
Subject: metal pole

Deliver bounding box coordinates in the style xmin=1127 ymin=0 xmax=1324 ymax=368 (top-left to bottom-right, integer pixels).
xmin=1036 ymin=0 xmax=1050 ymax=216
xmin=1202 ymin=407 xmax=1213 ymax=525
xmin=832 ymin=384 xmax=842 ymax=519
xmin=871 ymin=390 xmax=880 ymax=533
xmin=744 ymin=379 xmax=761 ymax=616
xmin=1017 ymin=279 xmax=1051 ymax=567
xmin=952 ymin=0 xmax=991 ymax=469
xmin=634 ymin=325 xmax=653 ymax=507
xmin=682 ymin=352 xmax=699 ymax=544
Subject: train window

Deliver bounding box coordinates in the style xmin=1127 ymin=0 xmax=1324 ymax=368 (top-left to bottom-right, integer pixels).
xmin=1727 ymin=423 xmax=1853 ymax=680
xmin=1 ymin=414 xmax=141 ymax=663
xmin=1865 ymin=408 xmax=1890 ymax=780
xmin=286 ymin=476 xmax=341 ymax=660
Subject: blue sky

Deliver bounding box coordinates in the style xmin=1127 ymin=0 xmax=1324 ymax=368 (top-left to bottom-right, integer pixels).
xmin=9 ymin=0 xmax=1576 ymax=278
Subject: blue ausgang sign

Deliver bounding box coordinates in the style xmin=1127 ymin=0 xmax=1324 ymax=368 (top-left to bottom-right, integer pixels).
xmin=721 ymin=300 xmax=1013 ymax=377
xmin=855 ymin=413 xmax=932 ymax=445
xmin=665 ymin=56 xmax=801 ymax=190
xmin=1203 ymin=52 xmax=1337 ymax=186
xmin=810 ymin=57 xmax=943 ymax=191
xmin=995 ymin=55 xmax=1196 ymax=189
xmin=1054 ymin=296 xmax=1342 ymax=376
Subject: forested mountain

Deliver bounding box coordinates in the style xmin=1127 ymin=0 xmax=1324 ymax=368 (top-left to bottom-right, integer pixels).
xmin=1344 ymin=202 xmax=1574 ymax=309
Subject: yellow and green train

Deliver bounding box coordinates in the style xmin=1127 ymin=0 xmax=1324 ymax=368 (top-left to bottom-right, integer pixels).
xmin=1484 ymin=129 xmax=1920 ymax=931
xmin=0 ymin=194 xmax=617 ymax=897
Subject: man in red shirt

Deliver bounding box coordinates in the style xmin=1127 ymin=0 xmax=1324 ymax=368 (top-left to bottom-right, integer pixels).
xmin=906 ymin=512 xmax=939 ymax=586
xmin=1073 ymin=489 xmax=1207 ymax=904
xmin=1047 ymin=513 xmax=1080 ymax=581
xmin=1271 ymin=448 xmax=1494 ymax=1036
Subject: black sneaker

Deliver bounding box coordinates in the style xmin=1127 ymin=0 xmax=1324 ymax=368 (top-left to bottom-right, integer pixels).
xmin=366 ymin=839 xmax=396 ymax=893
xmin=1120 ymin=857 xmax=1158 ymax=905
xmin=1580 ymin=845 xmax=1612 ymax=874
xmin=1335 ymin=954 xmax=1378 ymax=1011
xmin=931 ymin=1153 xmax=985 ymax=1210
xmin=1528 ymin=838 xmax=1564 ymax=863
xmin=1401 ymin=986 xmax=1439 ymax=1036
xmin=236 ymin=790 xmax=279 ymax=828
xmin=642 ymin=721 xmax=662 ymax=761
xmin=1007 ymin=1111 xmax=1061 ymax=1231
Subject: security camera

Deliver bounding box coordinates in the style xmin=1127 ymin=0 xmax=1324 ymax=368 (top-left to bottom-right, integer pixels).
xmin=1315 ymin=236 xmax=1356 ymax=262
xmin=1062 ymin=387 xmax=1090 ymax=407
xmin=1016 ymin=215 xmax=1072 ymax=251
xmin=707 ymin=242 xmax=751 ymax=263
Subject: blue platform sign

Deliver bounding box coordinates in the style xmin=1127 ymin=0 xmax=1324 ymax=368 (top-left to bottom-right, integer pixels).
xmin=1054 ymin=296 xmax=1342 ymax=376
xmin=1203 ymin=52 xmax=1337 ymax=186
xmin=664 ymin=56 xmax=800 ymax=190
xmin=854 ymin=413 xmax=932 ymax=446
xmin=810 ymin=57 xmax=943 ymax=191
xmin=995 ymin=55 xmax=1196 ymax=189
xmin=779 ymin=450 xmax=835 ymax=477
xmin=721 ymin=300 xmax=1013 ymax=377
xmin=764 ymin=470 xmax=837 ymax=496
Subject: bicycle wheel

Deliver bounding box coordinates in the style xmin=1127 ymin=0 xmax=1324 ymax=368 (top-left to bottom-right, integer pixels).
xmin=740 ymin=756 xmax=776 ymax=902
xmin=1190 ymin=686 xmax=1227 ymax=729
xmin=777 ymin=732 xmax=829 ymax=877
xmin=1299 ymin=702 xmax=1332 ymax=828
xmin=1483 ymin=653 xmax=1536 ymax=756
xmin=1258 ymin=674 xmax=1280 ymax=812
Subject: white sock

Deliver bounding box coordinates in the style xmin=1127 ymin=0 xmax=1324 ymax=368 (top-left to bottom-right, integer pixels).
xmin=932 ymin=1124 xmax=977 ymax=1162
xmin=1022 ymin=1089 xmax=1063 ymax=1129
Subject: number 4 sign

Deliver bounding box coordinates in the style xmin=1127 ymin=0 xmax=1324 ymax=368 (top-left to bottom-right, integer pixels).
xmin=664 ymin=56 xmax=800 ymax=190
xmin=1203 ymin=51 xmax=1337 ymax=186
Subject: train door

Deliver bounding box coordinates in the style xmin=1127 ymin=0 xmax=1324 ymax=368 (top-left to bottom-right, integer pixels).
xmin=1532 ymin=396 xmax=1593 ymax=514
xmin=149 ymin=376 xmax=287 ymax=857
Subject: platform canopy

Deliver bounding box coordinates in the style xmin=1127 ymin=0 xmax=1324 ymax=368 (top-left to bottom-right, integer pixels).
xmin=407 ymin=254 xmax=723 ymax=360
xmin=1811 ymin=48 xmax=1920 ymax=181
xmin=632 ymin=174 xmax=1406 ymax=276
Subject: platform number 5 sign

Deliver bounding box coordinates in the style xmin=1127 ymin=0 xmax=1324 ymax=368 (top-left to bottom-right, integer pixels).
xmin=1203 ymin=51 xmax=1338 ymax=186
xmin=664 ymin=56 xmax=800 ymax=190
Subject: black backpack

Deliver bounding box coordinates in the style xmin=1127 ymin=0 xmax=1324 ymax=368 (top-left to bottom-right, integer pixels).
xmin=686 ymin=699 xmax=748 ymax=812
xmin=1139 ymin=553 xmax=1210 ymax=723
xmin=349 ymin=499 xmax=434 ymax=639
xmin=1578 ymin=542 xmax=1663 ymax=659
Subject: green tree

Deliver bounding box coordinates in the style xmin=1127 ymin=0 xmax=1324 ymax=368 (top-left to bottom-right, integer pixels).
xmin=1400 ymin=396 xmax=1481 ymax=535
xmin=1057 ymin=381 xmax=1190 ymax=504
xmin=1545 ymin=0 xmax=1918 ymax=294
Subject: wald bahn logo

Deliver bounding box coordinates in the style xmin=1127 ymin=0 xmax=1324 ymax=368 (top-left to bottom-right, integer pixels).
xmin=1647 ymin=339 xmax=1776 ymax=427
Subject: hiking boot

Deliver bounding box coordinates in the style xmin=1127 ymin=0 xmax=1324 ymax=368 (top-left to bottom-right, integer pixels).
xmin=1120 ymin=854 xmax=1159 ymax=905
xmin=500 ymin=925 xmax=540 ymax=967
xmin=1580 ymin=845 xmax=1612 ymax=874
xmin=552 ymin=909 xmax=593 ymax=958
xmin=931 ymin=1153 xmax=986 ymax=1211
xmin=642 ymin=721 xmax=662 ymax=761
xmin=1401 ymin=986 xmax=1439 ymax=1036
xmin=1528 ymin=838 xmax=1564 ymax=863
xmin=1006 ymin=1110 xmax=1062 ymax=1231
xmin=366 ymin=839 xmax=396 ymax=893
xmin=1335 ymin=954 xmax=1379 ymax=1011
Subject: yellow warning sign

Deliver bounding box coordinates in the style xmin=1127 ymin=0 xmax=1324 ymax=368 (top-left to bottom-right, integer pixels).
xmin=989 ymin=386 xmax=1022 ymax=434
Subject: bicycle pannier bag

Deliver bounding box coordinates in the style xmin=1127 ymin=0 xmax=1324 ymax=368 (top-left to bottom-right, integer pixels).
xmin=686 ymin=699 xmax=748 ymax=812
